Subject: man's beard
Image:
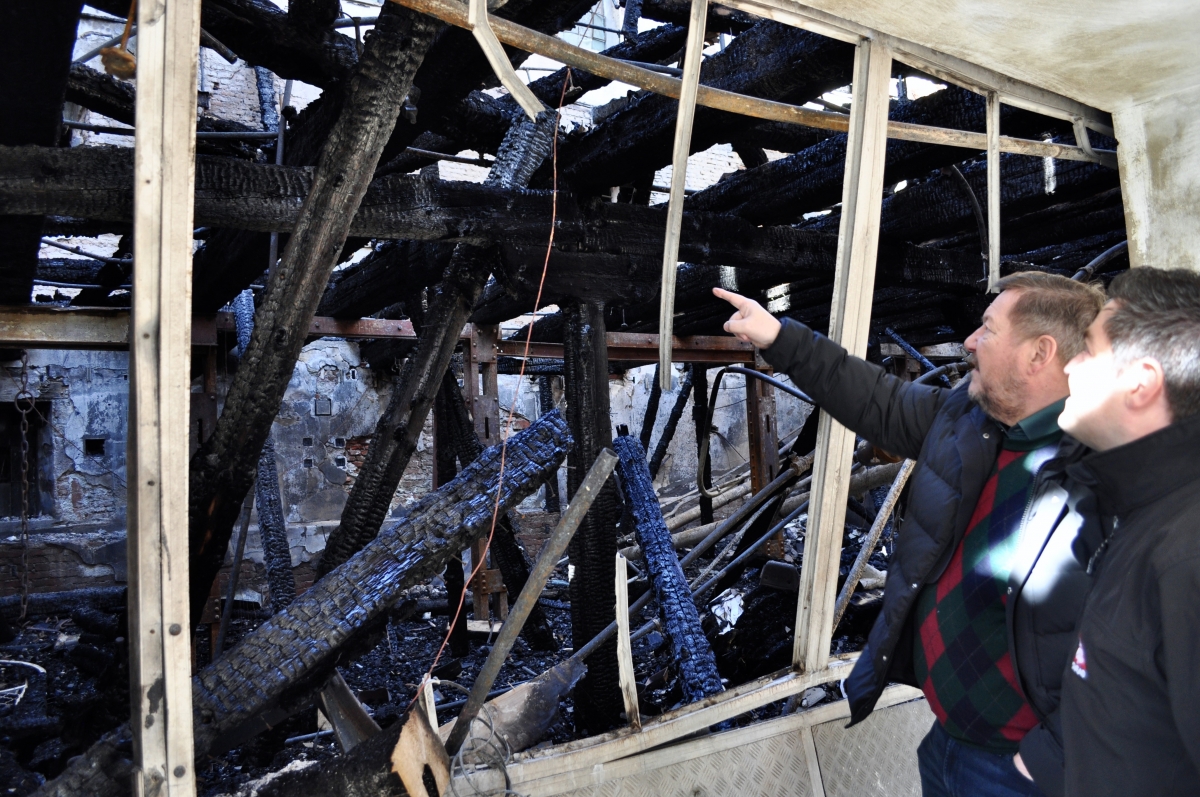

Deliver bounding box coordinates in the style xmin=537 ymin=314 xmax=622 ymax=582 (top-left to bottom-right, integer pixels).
xmin=969 ymin=370 xmax=1026 ymax=425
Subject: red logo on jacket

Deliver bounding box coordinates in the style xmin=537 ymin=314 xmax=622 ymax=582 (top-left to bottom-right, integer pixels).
xmin=1071 ymin=637 xmax=1087 ymax=679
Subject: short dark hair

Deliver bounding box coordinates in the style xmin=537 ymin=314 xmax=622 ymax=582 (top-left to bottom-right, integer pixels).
xmin=992 ymin=271 xmax=1106 ymax=362
xmin=1105 ymin=267 xmax=1200 ymax=421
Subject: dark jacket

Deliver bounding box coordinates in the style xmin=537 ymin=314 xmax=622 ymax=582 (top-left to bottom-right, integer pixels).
xmin=762 ymin=319 xmax=1093 ymax=796
xmin=1060 ymin=413 xmax=1200 ymax=797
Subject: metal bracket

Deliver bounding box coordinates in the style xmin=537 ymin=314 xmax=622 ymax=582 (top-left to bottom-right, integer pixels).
xmin=468 ymin=0 xmax=545 ymax=120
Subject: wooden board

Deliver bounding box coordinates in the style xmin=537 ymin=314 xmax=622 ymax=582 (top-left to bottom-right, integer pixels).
xmin=126 ymin=0 xmax=202 ymax=791
xmin=794 ymin=38 xmax=893 ymax=673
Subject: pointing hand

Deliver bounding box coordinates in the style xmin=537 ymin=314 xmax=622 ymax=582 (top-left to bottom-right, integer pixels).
xmin=713 ymin=287 xmax=782 ymax=349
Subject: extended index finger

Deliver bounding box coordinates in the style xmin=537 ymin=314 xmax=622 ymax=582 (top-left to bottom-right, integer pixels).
xmin=712 ymin=287 xmax=750 ymax=310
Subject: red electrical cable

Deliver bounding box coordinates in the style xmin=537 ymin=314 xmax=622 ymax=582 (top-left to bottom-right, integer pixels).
xmin=416 ymin=72 xmax=574 ymax=700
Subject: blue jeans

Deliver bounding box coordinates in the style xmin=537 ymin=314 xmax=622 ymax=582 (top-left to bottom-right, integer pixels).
xmin=917 ymin=721 xmax=1045 ymax=797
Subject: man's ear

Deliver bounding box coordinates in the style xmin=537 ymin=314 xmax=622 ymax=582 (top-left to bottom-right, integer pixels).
xmin=1125 ymin=358 xmax=1168 ymax=412
xmin=1029 ymin=334 xmax=1059 ymax=371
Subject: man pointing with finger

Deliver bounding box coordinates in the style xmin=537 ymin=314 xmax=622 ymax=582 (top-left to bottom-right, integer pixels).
xmin=715 ymin=275 xmax=1103 ymax=797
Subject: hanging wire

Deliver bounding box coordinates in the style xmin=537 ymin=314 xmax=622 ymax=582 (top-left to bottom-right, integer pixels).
xmin=417 ymin=71 xmax=574 ymax=695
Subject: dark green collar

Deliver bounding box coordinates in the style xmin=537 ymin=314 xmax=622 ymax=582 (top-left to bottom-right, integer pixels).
xmin=1004 ymin=398 xmax=1066 ymax=451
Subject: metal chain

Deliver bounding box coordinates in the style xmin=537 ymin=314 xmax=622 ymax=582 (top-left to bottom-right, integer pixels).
xmin=14 ymin=352 xmax=32 ymax=621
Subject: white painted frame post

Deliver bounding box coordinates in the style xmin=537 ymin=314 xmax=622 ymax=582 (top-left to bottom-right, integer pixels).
xmin=793 ymin=38 xmax=893 ymax=672
xmin=657 ymin=0 xmax=708 ymax=390
xmin=986 ymin=90 xmax=1002 ymax=291
xmin=128 ymin=0 xmax=201 ymax=792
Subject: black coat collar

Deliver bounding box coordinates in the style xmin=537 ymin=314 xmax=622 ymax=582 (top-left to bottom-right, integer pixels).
xmin=1076 ymin=412 xmax=1200 ymax=517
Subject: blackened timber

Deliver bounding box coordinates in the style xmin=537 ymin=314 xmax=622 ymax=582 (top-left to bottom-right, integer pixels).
xmin=539 ymin=375 xmax=562 ymax=513
xmin=434 ymin=379 xmax=470 ymax=657
xmin=648 ymin=366 xmax=693 ymax=480
xmin=692 ymin=366 xmax=713 ymax=524
xmin=372 ymin=0 xmax=601 ymax=169
xmin=613 ymin=434 xmax=724 ymax=703
xmin=64 ymin=64 xmax=135 ymax=127
xmin=0 ymin=0 xmax=81 ymax=306
xmin=542 ymin=23 xmax=855 ymax=193
xmin=563 ymin=300 xmax=624 ymax=733
xmin=688 ymin=88 xmax=1073 ymax=224
xmin=639 ymin=364 xmax=662 ymax=450
xmin=187 ymin=3 xmax=442 ymax=627
xmin=809 ymin=150 xmax=1119 ymax=245
xmin=33 ymin=413 xmax=570 ymax=797
xmin=435 ymin=367 xmax=558 ymax=650
xmin=318 ymin=240 xmax=454 ymax=318
xmin=621 ymin=0 xmax=757 ymax=33
xmin=429 ymin=25 xmax=687 ymax=157
xmin=0 ymin=145 xmax=991 ymax=289
xmin=232 ymin=289 xmax=298 ymax=611
xmin=320 ymin=244 xmax=492 ymax=574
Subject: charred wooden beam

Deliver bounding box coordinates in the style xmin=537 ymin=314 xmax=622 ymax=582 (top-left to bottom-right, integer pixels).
xmin=539 ymin=374 xmax=562 ymax=513
xmin=319 ymin=244 xmax=492 ymax=575
xmin=64 ymin=63 xmax=135 ymax=127
xmin=0 ymin=0 xmax=81 ymax=306
xmin=318 ymin=240 xmax=454 ymax=318
xmin=619 ymin=0 xmax=757 ymax=33
xmin=433 ymin=387 xmax=471 ymax=657
xmin=692 ymin=366 xmax=714 ymax=524
xmin=542 ymin=22 xmax=855 ymax=194
xmin=866 ymin=151 xmax=1119 ymax=245
xmin=648 ymin=366 xmax=693 ymax=480
xmin=689 ymin=86 xmax=1071 ymax=224
xmin=34 ymin=411 xmax=570 ymax=797
xmin=563 ymin=299 xmax=624 ymax=733
xmin=428 ymin=24 xmax=688 ymax=157
xmin=232 ymin=290 xmax=298 ymax=612
xmin=372 ymin=0 xmax=602 ymax=169
xmin=434 ymin=365 xmax=559 ymax=650
xmin=0 ymin=145 xmax=995 ymax=291
xmin=186 ymin=3 xmax=442 ymax=627
xmin=86 ymin=0 xmax=363 ymax=89
xmin=613 ymin=433 xmax=723 ymax=703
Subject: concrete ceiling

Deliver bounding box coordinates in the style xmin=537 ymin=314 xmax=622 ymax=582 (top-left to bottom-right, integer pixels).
xmin=797 ymin=0 xmax=1200 ymax=114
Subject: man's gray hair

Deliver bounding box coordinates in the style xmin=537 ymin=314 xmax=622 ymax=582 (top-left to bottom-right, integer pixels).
xmin=1106 ymin=267 xmax=1200 ymax=421
xmin=991 ymin=271 xmax=1105 ymax=362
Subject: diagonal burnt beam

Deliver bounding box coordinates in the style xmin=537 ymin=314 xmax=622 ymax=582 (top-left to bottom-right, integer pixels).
xmin=620 ymin=0 xmax=758 ymax=33
xmin=540 ymin=22 xmax=855 ymax=194
xmin=319 ymin=244 xmax=493 ymax=574
xmin=33 ymin=411 xmax=570 ymax=797
xmin=186 ymin=3 xmax=444 ymax=627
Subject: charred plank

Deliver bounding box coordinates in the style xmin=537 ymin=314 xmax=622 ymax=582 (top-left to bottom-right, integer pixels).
xmin=613 ymin=433 xmax=723 ymax=703
xmin=563 ymin=300 xmax=624 ymax=733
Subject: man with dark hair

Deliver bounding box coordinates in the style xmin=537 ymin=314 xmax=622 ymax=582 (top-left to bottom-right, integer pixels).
xmin=1056 ymin=267 xmax=1200 ymax=797
xmin=715 ymin=271 xmax=1105 ymax=797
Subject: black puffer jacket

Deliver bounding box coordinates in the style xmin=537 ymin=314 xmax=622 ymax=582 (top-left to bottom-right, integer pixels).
xmin=762 ymin=319 xmax=1094 ymax=796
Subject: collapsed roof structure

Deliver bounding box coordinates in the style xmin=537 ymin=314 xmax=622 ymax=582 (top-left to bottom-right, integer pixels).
xmin=1 ymin=0 xmax=1196 ymax=793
